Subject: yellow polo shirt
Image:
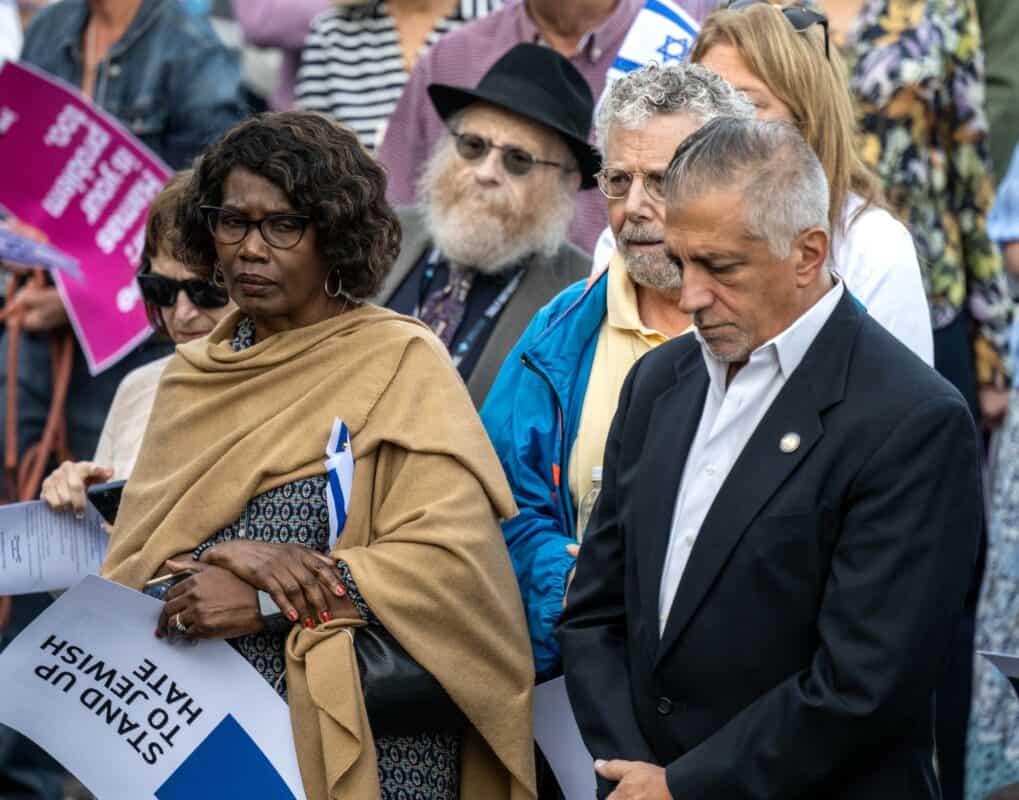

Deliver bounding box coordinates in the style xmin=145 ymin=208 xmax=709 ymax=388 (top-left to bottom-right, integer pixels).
xmin=568 ymin=251 xmax=682 ymax=521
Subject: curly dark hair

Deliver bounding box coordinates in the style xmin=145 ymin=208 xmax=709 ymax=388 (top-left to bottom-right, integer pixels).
xmin=175 ymin=112 xmax=401 ymax=299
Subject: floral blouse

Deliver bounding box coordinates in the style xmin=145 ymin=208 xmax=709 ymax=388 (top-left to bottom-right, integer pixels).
xmin=839 ymin=0 xmax=1012 ymax=386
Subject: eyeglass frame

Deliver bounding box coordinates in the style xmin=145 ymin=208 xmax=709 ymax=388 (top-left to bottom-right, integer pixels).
xmin=200 ymin=205 xmax=312 ymax=250
xmin=726 ymin=0 xmax=830 ymax=60
xmin=136 ymin=271 xmax=230 ymax=310
xmin=595 ymin=168 xmax=667 ymax=202
xmin=448 ymin=128 xmax=576 ymax=178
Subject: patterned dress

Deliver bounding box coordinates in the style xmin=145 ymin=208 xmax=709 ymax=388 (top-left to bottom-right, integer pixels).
xmin=837 ymin=0 xmax=1012 ymax=387
xmin=196 ymin=316 xmax=460 ymax=800
xmin=968 ymin=405 xmax=1019 ymax=798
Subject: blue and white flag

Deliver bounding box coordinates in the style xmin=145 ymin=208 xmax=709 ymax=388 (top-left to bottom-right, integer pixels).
xmin=607 ymin=0 xmax=700 ymax=84
xmin=324 ymin=418 xmax=354 ymax=550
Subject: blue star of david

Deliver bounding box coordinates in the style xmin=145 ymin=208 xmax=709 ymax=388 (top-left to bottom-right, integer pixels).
xmin=656 ymin=34 xmax=690 ymax=64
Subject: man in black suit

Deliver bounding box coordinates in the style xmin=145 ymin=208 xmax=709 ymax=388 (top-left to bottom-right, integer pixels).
xmin=556 ymin=117 xmax=984 ymax=800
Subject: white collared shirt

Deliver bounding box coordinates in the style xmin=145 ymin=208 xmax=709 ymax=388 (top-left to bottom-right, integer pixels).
xmin=657 ymin=279 xmax=845 ymax=635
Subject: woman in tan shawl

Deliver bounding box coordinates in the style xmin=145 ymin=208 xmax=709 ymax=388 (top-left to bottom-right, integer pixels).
xmin=101 ymin=112 xmax=536 ymax=800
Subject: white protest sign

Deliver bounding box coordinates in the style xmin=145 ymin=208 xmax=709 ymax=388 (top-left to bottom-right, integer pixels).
xmin=534 ymin=677 xmax=597 ymax=799
xmin=607 ymin=0 xmax=700 ymax=84
xmin=0 ymin=575 xmax=307 ymax=800
xmin=0 ymin=500 xmax=107 ymax=595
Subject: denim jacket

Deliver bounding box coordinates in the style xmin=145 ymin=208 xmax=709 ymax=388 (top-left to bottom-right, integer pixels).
xmin=20 ymin=0 xmax=246 ymax=169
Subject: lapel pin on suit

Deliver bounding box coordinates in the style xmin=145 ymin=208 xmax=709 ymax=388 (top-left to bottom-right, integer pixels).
xmin=780 ymin=433 xmax=801 ymax=454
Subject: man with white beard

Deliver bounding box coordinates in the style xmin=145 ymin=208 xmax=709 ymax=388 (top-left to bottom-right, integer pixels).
xmin=377 ymin=43 xmax=597 ymax=406
xmin=481 ymin=62 xmax=755 ymax=679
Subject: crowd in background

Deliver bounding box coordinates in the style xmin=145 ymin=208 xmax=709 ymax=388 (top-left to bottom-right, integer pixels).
xmin=2 ymin=0 xmax=1019 ymax=799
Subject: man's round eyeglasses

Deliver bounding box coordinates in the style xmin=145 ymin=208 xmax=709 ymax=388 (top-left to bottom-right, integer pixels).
xmin=595 ymin=169 xmax=666 ymax=202
xmin=450 ymin=130 xmax=574 ymax=178
xmin=201 ymin=205 xmax=310 ymax=250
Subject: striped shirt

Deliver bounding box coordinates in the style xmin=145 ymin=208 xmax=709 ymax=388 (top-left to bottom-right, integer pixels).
xmin=296 ymin=0 xmax=500 ymax=152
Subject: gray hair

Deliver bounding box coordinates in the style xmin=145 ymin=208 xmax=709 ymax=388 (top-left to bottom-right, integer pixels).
xmin=664 ymin=117 xmax=831 ymax=261
xmin=594 ymin=62 xmax=754 ymax=154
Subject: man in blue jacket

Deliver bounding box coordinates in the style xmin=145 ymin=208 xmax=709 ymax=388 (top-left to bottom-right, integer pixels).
xmin=481 ymin=63 xmax=753 ymax=677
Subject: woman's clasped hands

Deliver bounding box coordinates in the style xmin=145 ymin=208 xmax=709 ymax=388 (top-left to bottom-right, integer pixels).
xmin=155 ymin=540 xmax=359 ymax=642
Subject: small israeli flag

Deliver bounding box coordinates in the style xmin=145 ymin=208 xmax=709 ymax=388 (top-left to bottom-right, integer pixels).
xmin=324 ymin=418 xmax=354 ymax=549
xmin=607 ymin=0 xmax=700 ymax=84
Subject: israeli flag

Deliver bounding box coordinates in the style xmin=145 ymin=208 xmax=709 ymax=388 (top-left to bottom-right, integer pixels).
xmin=324 ymin=418 xmax=354 ymax=550
xmin=607 ymin=0 xmax=700 ymax=84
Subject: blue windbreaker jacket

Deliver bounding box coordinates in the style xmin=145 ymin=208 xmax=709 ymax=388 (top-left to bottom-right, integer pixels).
xmin=481 ymin=269 xmax=609 ymax=677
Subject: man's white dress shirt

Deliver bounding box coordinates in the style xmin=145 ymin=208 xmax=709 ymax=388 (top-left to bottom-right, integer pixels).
xmin=658 ymin=279 xmax=845 ymax=635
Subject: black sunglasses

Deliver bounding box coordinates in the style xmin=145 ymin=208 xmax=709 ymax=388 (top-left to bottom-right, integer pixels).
xmin=449 ymin=130 xmax=574 ymax=178
xmin=137 ymin=272 xmax=230 ymax=309
xmin=727 ymin=0 xmax=830 ymax=60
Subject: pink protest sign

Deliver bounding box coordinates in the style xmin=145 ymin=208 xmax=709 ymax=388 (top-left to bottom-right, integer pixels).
xmin=0 ymin=61 xmax=171 ymax=374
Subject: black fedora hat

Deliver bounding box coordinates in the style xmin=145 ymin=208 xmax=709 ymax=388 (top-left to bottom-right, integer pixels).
xmin=428 ymin=43 xmax=601 ymax=189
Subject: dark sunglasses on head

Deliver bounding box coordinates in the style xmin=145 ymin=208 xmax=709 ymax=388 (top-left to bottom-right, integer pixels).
xmin=137 ymin=272 xmax=230 ymax=309
xmin=450 ymin=130 xmax=575 ymax=178
xmin=727 ymin=0 xmax=830 ymax=60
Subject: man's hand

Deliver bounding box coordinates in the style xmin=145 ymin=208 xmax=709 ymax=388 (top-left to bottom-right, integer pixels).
xmin=596 ymin=759 xmax=672 ymax=799
xmin=9 ymin=285 xmax=68 ymax=332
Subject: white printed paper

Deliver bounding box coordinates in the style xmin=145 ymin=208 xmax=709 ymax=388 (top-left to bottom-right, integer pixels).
xmin=534 ymin=677 xmax=597 ymax=799
xmin=0 ymin=500 xmax=107 ymax=595
xmin=0 ymin=575 xmax=307 ymax=800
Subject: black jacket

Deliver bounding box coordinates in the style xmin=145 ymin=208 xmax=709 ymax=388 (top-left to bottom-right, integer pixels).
xmin=556 ymin=290 xmax=983 ymax=799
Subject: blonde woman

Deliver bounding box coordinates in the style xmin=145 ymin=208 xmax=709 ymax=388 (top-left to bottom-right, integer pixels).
xmin=689 ymin=0 xmax=933 ymax=364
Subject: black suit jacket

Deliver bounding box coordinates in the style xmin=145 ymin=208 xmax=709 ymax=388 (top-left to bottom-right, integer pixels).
xmin=556 ymin=291 xmax=983 ymax=800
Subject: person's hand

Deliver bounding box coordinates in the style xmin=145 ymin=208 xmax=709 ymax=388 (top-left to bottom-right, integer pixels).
xmin=979 ymin=385 xmax=1010 ymax=431
xmin=8 ymin=285 xmax=68 ymax=332
xmin=40 ymin=461 xmax=114 ymax=516
xmin=157 ymin=563 xmax=263 ymax=642
xmin=596 ymin=760 xmax=672 ymax=799
xmin=564 ymin=542 xmax=580 ymax=609
xmin=201 ymin=540 xmax=356 ymax=629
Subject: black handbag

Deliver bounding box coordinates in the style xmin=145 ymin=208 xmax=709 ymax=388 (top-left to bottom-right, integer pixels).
xmin=354 ymin=624 xmax=467 ymax=737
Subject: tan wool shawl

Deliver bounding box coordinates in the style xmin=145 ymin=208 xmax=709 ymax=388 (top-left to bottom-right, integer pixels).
xmin=102 ymin=305 xmax=536 ymax=800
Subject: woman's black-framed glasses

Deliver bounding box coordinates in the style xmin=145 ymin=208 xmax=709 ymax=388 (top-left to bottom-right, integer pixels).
xmin=137 ymin=272 xmax=230 ymax=309
xmin=450 ymin=130 xmax=574 ymax=178
xmin=201 ymin=205 xmax=310 ymax=250
xmin=595 ymin=169 xmax=666 ymax=202
xmin=727 ymin=0 xmax=830 ymax=60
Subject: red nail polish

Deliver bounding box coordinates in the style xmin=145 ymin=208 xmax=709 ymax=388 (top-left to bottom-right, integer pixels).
xmin=304 ymin=618 xmax=313 ymax=629
xmin=321 ymin=612 xmax=331 ymax=623
xmin=155 ymin=628 xmax=163 ymax=638
xmin=287 ymin=610 xmax=298 ymax=622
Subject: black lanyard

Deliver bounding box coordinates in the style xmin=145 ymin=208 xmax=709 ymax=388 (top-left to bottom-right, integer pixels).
xmin=415 ymin=249 xmax=526 ymax=367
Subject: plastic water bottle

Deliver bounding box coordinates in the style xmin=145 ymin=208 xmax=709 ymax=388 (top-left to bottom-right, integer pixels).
xmin=576 ymin=466 xmax=603 ymax=542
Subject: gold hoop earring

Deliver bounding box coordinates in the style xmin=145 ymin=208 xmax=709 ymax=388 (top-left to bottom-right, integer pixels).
xmin=324 ymin=268 xmax=344 ymax=299
xmin=212 ymin=265 xmax=226 ymax=288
